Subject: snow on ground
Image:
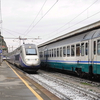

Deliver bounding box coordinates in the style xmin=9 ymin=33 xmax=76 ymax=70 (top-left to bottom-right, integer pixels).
xmin=27 ymin=74 xmax=97 ymax=100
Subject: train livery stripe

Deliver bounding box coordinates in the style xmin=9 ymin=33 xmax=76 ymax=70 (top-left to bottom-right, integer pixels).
xmin=42 ymin=60 xmax=100 ymax=64
xmin=6 ymin=62 xmax=43 ymax=100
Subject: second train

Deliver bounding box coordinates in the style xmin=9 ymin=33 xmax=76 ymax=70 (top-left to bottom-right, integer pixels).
xmin=38 ymin=21 xmax=100 ymax=78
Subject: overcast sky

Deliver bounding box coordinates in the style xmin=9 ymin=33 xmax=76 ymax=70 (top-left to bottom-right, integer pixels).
xmin=1 ymin=0 xmax=100 ymax=51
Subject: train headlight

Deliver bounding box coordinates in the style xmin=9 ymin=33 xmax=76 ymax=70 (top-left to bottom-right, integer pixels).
xmin=25 ymin=59 xmax=30 ymax=61
xmin=35 ymin=58 xmax=38 ymax=61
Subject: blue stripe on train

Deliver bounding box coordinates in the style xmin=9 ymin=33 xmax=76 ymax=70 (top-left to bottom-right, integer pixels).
xmin=19 ymin=56 xmax=28 ymax=67
xmin=41 ymin=60 xmax=100 ymax=64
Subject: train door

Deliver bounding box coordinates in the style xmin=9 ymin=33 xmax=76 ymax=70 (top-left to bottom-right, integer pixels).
xmin=96 ymin=39 xmax=100 ymax=75
xmin=80 ymin=41 xmax=89 ymax=73
xmin=44 ymin=49 xmax=48 ymax=63
xmin=91 ymin=39 xmax=97 ymax=74
xmin=76 ymin=43 xmax=81 ymax=66
xmin=44 ymin=49 xmax=48 ymax=68
xmin=81 ymin=41 xmax=89 ymax=62
xmin=92 ymin=38 xmax=100 ymax=75
xmin=75 ymin=41 xmax=89 ymax=76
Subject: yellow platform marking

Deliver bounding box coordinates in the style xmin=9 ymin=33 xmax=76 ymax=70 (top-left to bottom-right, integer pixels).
xmin=6 ymin=62 xmax=43 ymax=100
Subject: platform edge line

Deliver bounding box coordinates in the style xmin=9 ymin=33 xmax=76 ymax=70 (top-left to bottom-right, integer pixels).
xmin=6 ymin=62 xmax=43 ymax=100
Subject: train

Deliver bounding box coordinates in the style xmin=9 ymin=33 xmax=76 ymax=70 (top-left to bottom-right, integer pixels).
xmin=7 ymin=44 xmax=40 ymax=72
xmin=38 ymin=21 xmax=100 ymax=78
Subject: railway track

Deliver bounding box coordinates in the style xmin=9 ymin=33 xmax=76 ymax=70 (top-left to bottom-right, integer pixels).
xmin=27 ymin=70 xmax=100 ymax=100
xmin=40 ymin=70 xmax=100 ymax=88
xmin=8 ymin=62 xmax=100 ymax=100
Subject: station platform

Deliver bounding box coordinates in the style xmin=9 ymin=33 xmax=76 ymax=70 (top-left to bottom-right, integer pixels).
xmin=0 ymin=61 xmax=40 ymax=100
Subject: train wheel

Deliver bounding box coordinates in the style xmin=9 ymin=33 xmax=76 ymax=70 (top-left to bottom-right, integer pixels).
xmin=75 ymin=68 xmax=83 ymax=78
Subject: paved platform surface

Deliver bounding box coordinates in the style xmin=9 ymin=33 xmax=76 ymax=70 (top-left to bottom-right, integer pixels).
xmin=0 ymin=61 xmax=38 ymax=100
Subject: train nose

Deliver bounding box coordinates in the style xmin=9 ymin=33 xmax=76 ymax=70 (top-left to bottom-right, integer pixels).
xmin=25 ymin=58 xmax=40 ymax=65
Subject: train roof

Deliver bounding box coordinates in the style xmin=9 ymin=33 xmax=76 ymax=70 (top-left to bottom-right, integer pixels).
xmin=38 ymin=21 xmax=100 ymax=47
xmin=22 ymin=44 xmax=37 ymax=48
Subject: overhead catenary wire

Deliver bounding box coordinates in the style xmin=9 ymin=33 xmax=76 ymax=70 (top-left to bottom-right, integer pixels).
xmin=1 ymin=27 xmax=22 ymax=43
xmin=2 ymin=29 xmax=19 ymax=37
xmin=23 ymin=0 xmax=59 ymax=37
xmin=2 ymin=0 xmax=99 ymax=45
xmin=23 ymin=0 xmax=47 ymax=35
xmin=0 ymin=27 xmax=41 ymax=44
xmin=2 ymin=0 xmax=59 ymax=49
xmin=1 ymin=0 xmax=48 ymax=40
xmin=0 ymin=27 xmax=39 ymax=39
xmin=0 ymin=27 xmax=38 ymax=42
xmin=40 ymin=0 xmax=98 ymax=38
xmin=45 ymin=9 xmax=100 ymax=41
xmin=0 ymin=27 xmax=24 ymax=36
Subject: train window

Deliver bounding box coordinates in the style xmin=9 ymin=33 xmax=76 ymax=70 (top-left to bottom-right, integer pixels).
xmin=48 ymin=50 xmax=49 ymax=57
xmin=40 ymin=52 xmax=43 ymax=58
xmin=50 ymin=50 xmax=51 ymax=57
xmin=60 ymin=47 xmax=62 ymax=57
xmin=63 ymin=46 xmax=66 ymax=57
xmin=52 ymin=49 xmax=53 ymax=57
xmin=44 ymin=51 xmax=46 ymax=57
xmin=71 ymin=45 xmax=75 ymax=56
xmin=49 ymin=50 xmax=50 ymax=57
xmin=26 ymin=48 xmax=37 ymax=55
xmin=67 ymin=46 xmax=70 ymax=56
xmin=85 ymin=43 xmax=89 ymax=55
xmin=40 ymin=52 xmax=42 ymax=57
xmin=39 ymin=52 xmax=41 ymax=57
xmin=42 ymin=52 xmax=44 ymax=57
xmin=57 ymin=48 xmax=59 ymax=57
xmin=46 ymin=50 xmax=48 ymax=57
xmin=81 ymin=43 xmax=84 ymax=56
xmin=97 ymin=40 xmax=100 ymax=55
xmin=44 ymin=51 xmax=45 ymax=57
xmin=94 ymin=41 xmax=96 ymax=55
xmin=20 ymin=50 xmax=22 ymax=53
xmin=76 ymin=44 xmax=80 ymax=56
xmin=15 ymin=55 xmax=19 ymax=60
xmin=54 ymin=49 xmax=56 ymax=57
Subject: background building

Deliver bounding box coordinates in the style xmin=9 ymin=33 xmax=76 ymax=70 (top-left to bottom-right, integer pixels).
xmin=0 ymin=31 xmax=8 ymax=56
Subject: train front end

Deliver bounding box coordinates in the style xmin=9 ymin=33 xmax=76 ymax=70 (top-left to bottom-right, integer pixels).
xmin=20 ymin=44 xmax=40 ymax=71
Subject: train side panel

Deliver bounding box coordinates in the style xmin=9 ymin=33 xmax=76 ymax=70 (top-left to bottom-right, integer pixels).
xmin=39 ymin=28 xmax=100 ymax=77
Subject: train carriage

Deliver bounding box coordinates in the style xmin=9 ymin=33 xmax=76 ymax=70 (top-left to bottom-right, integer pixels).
xmin=7 ymin=44 xmax=40 ymax=72
xmin=38 ymin=21 xmax=100 ymax=78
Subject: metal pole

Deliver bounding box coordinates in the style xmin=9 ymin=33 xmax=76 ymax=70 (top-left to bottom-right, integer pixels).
xmin=0 ymin=36 xmax=2 ymax=65
xmin=0 ymin=37 xmax=1 ymax=65
xmin=19 ymin=36 xmax=21 ymax=46
xmin=0 ymin=0 xmax=2 ymax=65
xmin=1 ymin=36 xmax=2 ymax=63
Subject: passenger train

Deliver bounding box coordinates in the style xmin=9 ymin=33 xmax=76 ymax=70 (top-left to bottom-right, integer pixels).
xmin=38 ymin=21 xmax=100 ymax=78
xmin=7 ymin=44 xmax=40 ymax=72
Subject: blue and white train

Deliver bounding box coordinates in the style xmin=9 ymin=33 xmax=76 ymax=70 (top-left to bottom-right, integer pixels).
xmin=7 ymin=44 xmax=40 ymax=72
xmin=38 ymin=21 xmax=100 ymax=78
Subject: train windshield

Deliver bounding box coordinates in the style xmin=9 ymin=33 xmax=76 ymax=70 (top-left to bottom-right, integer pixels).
xmin=26 ymin=48 xmax=37 ymax=55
